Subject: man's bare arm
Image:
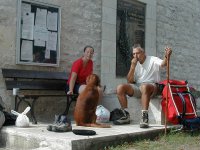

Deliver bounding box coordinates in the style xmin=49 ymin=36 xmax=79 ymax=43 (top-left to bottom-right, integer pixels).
xmin=127 ymin=57 xmax=137 ymax=83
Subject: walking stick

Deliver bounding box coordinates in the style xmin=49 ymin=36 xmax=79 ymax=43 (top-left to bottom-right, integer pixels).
xmin=165 ymin=50 xmax=170 ymax=135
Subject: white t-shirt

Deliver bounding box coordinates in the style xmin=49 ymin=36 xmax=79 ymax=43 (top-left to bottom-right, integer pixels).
xmin=134 ymin=56 xmax=163 ymax=84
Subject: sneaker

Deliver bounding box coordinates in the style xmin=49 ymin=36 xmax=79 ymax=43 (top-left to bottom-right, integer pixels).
xmin=140 ymin=110 xmax=149 ymax=128
xmin=52 ymin=115 xmax=72 ymax=132
xmin=47 ymin=115 xmax=60 ymax=131
xmin=113 ymin=109 xmax=130 ymax=125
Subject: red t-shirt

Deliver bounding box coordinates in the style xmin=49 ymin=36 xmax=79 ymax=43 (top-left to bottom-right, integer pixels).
xmin=67 ymin=58 xmax=93 ymax=85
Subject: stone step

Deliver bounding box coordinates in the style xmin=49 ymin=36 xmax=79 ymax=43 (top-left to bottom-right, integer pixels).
xmin=0 ymin=123 xmax=166 ymax=150
xmin=101 ymin=94 xmax=163 ymax=124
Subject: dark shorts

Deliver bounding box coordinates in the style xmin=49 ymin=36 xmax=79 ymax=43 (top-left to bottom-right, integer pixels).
xmin=65 ymin=84 xmax=81 ymax=94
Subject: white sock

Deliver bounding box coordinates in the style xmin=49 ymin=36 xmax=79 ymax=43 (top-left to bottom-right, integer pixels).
xmin=124 ymin=108 xmax=129 ymax=112
xmin=142 ymin=110 xmax=148 ymax=113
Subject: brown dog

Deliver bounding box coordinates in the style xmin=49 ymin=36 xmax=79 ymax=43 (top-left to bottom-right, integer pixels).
xmin=74 ymin=74 xmax=110 ymax=128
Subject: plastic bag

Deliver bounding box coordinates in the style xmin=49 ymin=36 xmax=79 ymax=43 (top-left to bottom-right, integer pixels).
xmin=11 ymin=106 xmax=30 ymax=127
xmin=95 ymin=105 xmax=110 ymax=123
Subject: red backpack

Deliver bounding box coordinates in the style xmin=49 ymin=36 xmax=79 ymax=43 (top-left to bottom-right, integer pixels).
xmin=160 ymin=80 xmax=197 ymax=125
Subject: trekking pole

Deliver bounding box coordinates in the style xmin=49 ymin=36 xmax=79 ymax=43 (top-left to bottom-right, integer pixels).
xmin=165 ymin=48 xmax=170 ymax=135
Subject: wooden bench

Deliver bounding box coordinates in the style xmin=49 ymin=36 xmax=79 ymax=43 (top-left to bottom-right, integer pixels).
xmin=2 ymin=68 xmax=78 ymax=124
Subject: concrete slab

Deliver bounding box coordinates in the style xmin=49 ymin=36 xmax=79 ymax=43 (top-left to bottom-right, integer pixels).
xmin=0 ymin=122 xmax=167 ymax=150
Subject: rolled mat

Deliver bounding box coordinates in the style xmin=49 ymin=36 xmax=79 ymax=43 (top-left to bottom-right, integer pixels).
xmin=72 ymin=129 xmax=96 ymax=136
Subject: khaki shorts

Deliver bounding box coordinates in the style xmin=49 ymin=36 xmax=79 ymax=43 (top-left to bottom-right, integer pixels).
xmin=130 ymin=83 xmax=158 ymax=98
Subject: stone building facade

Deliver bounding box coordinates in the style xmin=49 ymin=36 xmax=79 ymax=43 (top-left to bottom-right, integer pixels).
xmin=0 ymin=0 xmax=200 ymax=123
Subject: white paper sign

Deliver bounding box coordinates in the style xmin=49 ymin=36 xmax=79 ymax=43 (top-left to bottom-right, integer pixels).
xmin=34 ymin=39 xmax=46 ymax=47
xmin=35 ymin=8 xmax=47 ymax=28
xmin=47 ymin=31 xmax=57 ymax=51
xmin=21 ymin=40 xmax=33 ymax=61
xmin=34 ymin=26 xmax=48 ymax=41
xmin=22 ymin=12 xmax=34 ymax=40
xmin=22 ymin=3 xmax=31 ymax=17
xmin=45 ymin=48 xmax=50 ymax=59
xmin=47 ymin=11 xmax=58 ymax=31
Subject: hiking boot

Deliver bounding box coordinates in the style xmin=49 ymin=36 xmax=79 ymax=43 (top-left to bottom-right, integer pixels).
xmin=52 ymin=115 xmax=72 ymax=132
xmin=140 ymin=110 xmax=149 ymax=128
xmin=47 ymin=115 xmax=60 ymax=131
xmin=113 ymin=109 xmax=130 ymax=125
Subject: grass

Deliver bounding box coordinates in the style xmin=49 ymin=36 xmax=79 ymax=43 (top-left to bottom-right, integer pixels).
xmin=104 ymin=130 xmax=200 ymax=150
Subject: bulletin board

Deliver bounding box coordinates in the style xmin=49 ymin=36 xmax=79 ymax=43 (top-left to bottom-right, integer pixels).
xmin=16 ymin=0 xmax=61 ymax=67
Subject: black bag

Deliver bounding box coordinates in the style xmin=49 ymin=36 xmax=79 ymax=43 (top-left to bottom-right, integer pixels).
xmin=0 ymin=104 xmax=4 ymax=111
xmin=72 ymin=129 xmax=96 ymax=136
xmin=0 ymin=97 xmax=16 ymax=126
xmin=176 ymin=91 xmax=200 ymax=132
xmin=110 ymin=108 xmax=124 ymax=121
xmin=0 ymin=97 xmax=5 ymax=111
xmin=3 ymin=111 xmax=17 ymax=126
xmin=181 ymin=117 xmax=200 ymax=131
xmin=156 ymin=83 xmax=165 ymax=95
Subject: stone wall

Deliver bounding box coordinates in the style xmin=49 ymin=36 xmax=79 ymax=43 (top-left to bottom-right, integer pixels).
xmin=0 ymin=0 xmax=18 ymax=111
xmin=156 ymin=0 xmax=200 ymax=88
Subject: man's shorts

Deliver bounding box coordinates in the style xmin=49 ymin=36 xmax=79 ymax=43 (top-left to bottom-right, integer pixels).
xmin=130 ymin=83 xmax=158 ymax=98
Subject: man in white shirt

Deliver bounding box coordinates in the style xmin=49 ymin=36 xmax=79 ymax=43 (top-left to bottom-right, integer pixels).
xmin=114 ymin=44 xmax=172 ymax=128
